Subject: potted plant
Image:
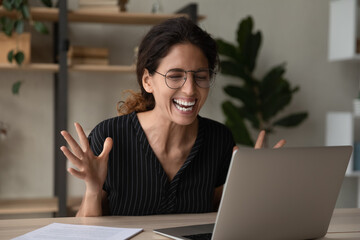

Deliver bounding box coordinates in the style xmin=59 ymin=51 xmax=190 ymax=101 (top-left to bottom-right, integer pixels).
xmin=0 ymin=0 xmax=51 ymax=94
xmin=216 ymin=16 xmax=308 ymax=147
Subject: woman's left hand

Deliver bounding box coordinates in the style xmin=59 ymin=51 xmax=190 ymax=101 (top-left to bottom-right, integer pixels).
xmin=254 ymin=130 xmax=286 ymax=149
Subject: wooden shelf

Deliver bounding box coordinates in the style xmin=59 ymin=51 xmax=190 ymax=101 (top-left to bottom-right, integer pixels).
xmin=0 ymin=197 xmax=82 ymax=215
xmin=0 ymin=63 xmax=135 ymax=73
xmin=0 ymin=197 xmax=58 ymax=215
xmin=0 ymin=7 xmax=205 ymax=24
xmin=0 ymin=63 xmax=58 ymax=72
xmin=69 ymin=64 xmax=135 ymax=73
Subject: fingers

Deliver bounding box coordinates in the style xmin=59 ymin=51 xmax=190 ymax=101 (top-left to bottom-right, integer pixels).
xmin=60 ymin=146 xmax=83 ymax=169
xmin=273 ymin=139 xmax=286 ymax=149
xmin=232 ymin=146 xmax=239 ymax=154
xmin=67 ymin=167 xmax=85 ymax=179
xmin=99 ymin=137 xmax=113 ymax=159
xmin=61 ymin=130 xmax=84 ymax=158
xmin=74 ymin=122 xmax=90 ymax=152
xmin=254 ymin=130 xmax=265 ymax=149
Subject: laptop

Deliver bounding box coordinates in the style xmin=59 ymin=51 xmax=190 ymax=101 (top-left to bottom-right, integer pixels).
xmin=154 ymin=146 xmax=352 ymax=240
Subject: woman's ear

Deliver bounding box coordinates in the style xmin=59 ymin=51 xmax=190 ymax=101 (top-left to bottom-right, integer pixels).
xmin=142 ymin=69 xmax=153 ymax=93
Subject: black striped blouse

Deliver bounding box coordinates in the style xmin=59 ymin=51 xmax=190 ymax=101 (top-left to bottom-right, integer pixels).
xmin=88 ymin=112 xmax=235 ymax=216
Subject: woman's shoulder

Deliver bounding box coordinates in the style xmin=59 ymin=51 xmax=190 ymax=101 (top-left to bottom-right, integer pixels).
xmin=198 ymin=115 xmax=234 ymax=141
xmin=95 ymin=112 xmax=136 ymax=129
xmin=199 ymin=116 xmax=231 ymax=132
xmin=89 ymin=112 xmax=137 ymax=138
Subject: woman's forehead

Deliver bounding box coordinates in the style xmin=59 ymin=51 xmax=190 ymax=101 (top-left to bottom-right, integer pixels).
xmin=157 ymin=43 xmax=208 ymax=70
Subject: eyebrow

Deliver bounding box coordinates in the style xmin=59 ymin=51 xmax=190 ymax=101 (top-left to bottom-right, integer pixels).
xmin=167 ymin=68 xmax=209 ymax=72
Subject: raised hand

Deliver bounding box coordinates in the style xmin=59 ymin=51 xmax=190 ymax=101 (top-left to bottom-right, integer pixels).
xmin=60 ymin=122 xmax=113 ymax=194
xmin=254 ymin=130 xmax=286 ymax=149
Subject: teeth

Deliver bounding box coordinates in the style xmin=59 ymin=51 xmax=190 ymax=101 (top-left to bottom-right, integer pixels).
xmin=173 ymin=99 xmax=195 ymax=106
xmin=175 ymin=104 xmax=193 ymax=112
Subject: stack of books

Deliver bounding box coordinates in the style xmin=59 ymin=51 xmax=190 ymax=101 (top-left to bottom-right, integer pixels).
xmin=77 ymin=0 xmax=119 ymax=12
xmin=68 ymin=0 xmax=120 ymax=12
xmin=68 ymin=46 xmax=109 ymax=65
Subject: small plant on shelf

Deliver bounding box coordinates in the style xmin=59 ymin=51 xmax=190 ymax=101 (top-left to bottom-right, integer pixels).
xmin=216 ymin=16 xmax=308 ymax=147
xmin=0 ymin=0 xmax=52 ymax=94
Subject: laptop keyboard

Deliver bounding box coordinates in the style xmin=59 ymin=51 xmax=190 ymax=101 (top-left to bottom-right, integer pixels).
xmin=182 ymin=233 xmax=212 ymax=240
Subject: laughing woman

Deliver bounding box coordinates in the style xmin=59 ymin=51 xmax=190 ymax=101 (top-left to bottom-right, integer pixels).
xmin=60 ymin=17 xmax=285 ymax=217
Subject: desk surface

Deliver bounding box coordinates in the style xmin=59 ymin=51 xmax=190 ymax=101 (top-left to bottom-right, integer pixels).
xmin=0 ymin=208 xmax=359 ymax=239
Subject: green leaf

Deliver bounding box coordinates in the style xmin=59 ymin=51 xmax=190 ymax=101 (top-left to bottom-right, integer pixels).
xmin=222 ymin=101 xmax=254 ymax=146
xmin=237 ymin=16 xmax=253 ymax=50
xmin=261 ymin=81 xmax=293 ymax=121
xmin=14 ymin=51 xmax=24 ymax=66
xmin=40 ymin=0 xmax=53 ymax=8
xmin=21 ymin=4 xmax=30 ymax=19
xmin=224 ymin=85 xmax=258 ymax=112
xmin=246 ymin=31 xmax=262 ymax=72
xmin=33 ymin=21 xmax=49 ymax=34
xmin=15 ymin=19 xmax=24 ymax=34
xmin=238 ymin=107 xmax=260 ymax=129
xmin=260 ymin=64 xmax=286 ymax=97
xmin=3 ymin=18 xmax=15 ymax=36
xmin=0 ymin=17 xmax=6 ymax=26
xmin=219 ymin=60 xmax=254 ymax=85
xmin=14 ymin=0 xmax=23 ymax=9
xmin=2 ymin=0 xmax=14 ymax=11
xmin=7 ymin=50 xmax=14 ymax=63
xmin=12 ymin=81 xmax=22 ymax=95
xmin=273 ymin=112 xmax=308 ymax=127
xmin=216 ymin=39 xmax=240 ymax=62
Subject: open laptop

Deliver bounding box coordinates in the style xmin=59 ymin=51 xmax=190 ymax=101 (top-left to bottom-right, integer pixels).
xmin=154 ymin=146 xmax=352 ymax=240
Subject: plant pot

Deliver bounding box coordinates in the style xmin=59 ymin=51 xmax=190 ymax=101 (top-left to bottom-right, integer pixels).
xmin=0 ymin=32 xmax=31 ymax=64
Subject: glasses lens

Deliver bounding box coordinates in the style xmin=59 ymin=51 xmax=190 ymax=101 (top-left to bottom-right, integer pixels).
xmin=194 ymin=70 xmax=214 ymax=88
xmin=165 ymin=70 xmax=186 ymax=89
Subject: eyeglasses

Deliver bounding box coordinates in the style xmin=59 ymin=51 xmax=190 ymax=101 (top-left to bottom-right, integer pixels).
xmin=153 ymin=68 xmax=216 ymax=89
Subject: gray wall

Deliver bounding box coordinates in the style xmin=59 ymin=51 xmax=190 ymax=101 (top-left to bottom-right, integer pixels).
xmin=0 ymin=0 xmax=358 ymax=205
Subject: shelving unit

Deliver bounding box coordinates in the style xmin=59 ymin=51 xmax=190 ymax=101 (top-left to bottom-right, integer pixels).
xmin=1 ymin=3 xmax=201 ymax=217
xmin=328 ymin=0 xmax=360 ymax=208
xmin=328 ymin=0 xmax=360 ymax=61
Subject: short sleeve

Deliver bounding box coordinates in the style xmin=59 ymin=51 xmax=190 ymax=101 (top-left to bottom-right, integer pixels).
xmin=88 ymin=124 xmax=106 ymax=157
xmin=87 ymin=120 xmax=110 ymax=193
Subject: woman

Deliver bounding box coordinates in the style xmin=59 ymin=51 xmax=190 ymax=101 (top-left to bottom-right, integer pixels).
xmin=60 ymin=17 xmax=285 ymax=217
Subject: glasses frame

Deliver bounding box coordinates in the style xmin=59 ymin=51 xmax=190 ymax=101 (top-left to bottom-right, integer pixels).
xmin=153 ymin=68 xmax=216 ymax=89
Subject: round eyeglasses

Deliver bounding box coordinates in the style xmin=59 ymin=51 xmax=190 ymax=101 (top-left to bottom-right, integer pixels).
xmin=153 ymin=68 xmax=216 ymax=89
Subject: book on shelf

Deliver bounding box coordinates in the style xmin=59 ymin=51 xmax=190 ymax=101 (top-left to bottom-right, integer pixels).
xmin=71 ymin=58 xmax=109 ymax=65
xmin=67 ymin=46 xmax=109 ymax=65
xmin=79 ymin=0 xmax=117 ymax=4
xmin=69 ymin=0 xmax=119 ymax=11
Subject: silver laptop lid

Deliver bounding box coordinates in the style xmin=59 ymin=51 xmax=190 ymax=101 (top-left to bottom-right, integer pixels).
xmin=213 ymin=146 xmax=352 ymax=240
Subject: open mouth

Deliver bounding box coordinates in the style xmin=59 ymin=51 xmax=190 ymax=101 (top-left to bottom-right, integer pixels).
xmin=173 ymin=99 xmax=196 ymax=112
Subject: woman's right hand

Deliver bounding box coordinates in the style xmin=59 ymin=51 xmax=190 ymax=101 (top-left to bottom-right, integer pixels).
xmin=60 ymin=122 xmax=113 ymax=194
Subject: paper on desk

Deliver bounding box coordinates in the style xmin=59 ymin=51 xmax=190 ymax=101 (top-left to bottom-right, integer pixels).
xmin=12 ymin=222 xmax=143 ymax=240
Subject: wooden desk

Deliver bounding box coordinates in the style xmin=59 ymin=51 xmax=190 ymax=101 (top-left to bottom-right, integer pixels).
xmin=0 ymin=208 xmax=359 ymax=239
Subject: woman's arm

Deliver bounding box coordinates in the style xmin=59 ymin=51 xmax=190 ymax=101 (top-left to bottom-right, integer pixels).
xmin=76 ymin=190 xmax=108 ymax=217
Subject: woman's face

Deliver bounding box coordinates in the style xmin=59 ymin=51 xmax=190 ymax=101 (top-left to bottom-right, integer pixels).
xmin=143 ymin=43 xmax=210 ymax=126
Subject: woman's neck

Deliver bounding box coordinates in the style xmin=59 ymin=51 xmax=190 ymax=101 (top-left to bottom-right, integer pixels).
xmin=137 ymin=110 xmax=198 ymax=155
